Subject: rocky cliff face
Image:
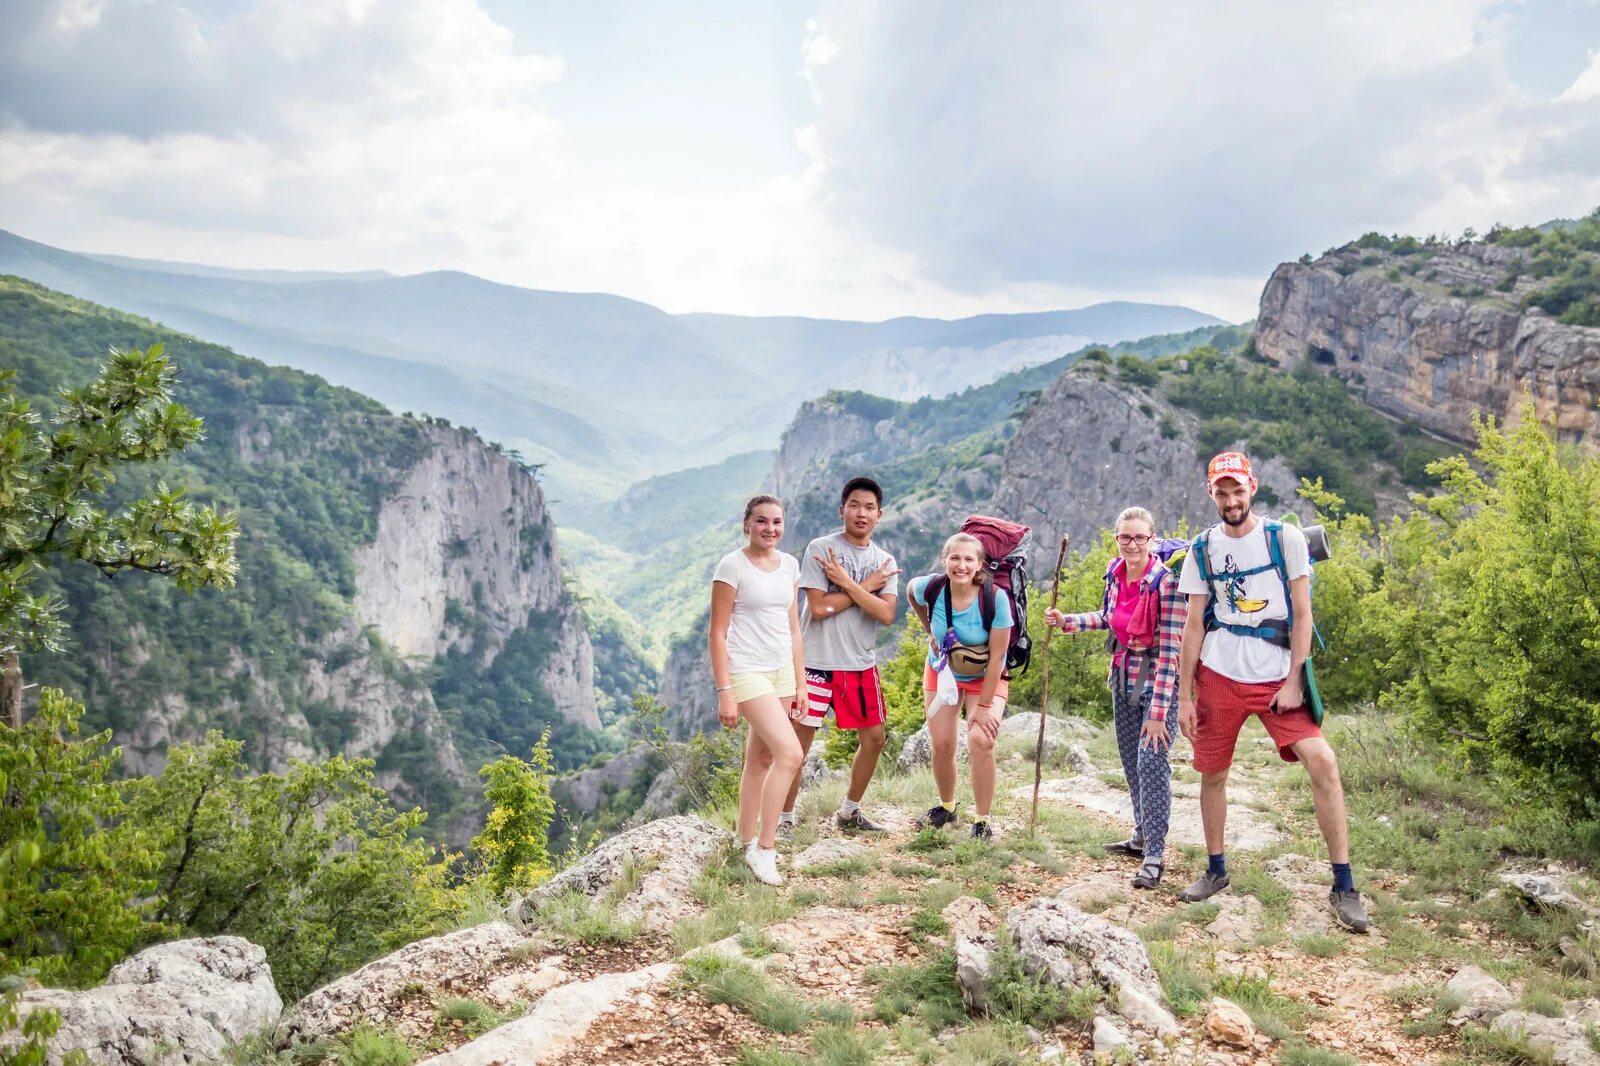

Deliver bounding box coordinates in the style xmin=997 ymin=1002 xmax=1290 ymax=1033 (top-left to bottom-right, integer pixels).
xmin=108 ymin=419 xmax=595 ymax=827
xmin=354 ymin=424 xmax=598 ymax=729
xmin=1256 ymin=244 xmax=1600 ymax=446
xmin=990 ymin=366 xmax=1304 ymax=553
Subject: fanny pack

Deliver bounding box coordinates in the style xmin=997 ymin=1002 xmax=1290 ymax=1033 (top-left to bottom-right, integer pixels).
xmin=948 ymin=644 xmax=990 ymax=675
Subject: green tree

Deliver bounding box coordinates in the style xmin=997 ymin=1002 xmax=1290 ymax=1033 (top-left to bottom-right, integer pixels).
xmin=472 ymin=737 xmax=558 ymax=897
xmin=0 ymin=689 xmax=157 ymax=986
xmin=0 ymin=344 xmax=238 ymax=725
xmin=1291 ymin=480 xmax=1392 ymax=706
xmin=1384 ymin=403 xmax=1600 ymax=814
xmin=125 ymin=735 xmax=451 ymax=1000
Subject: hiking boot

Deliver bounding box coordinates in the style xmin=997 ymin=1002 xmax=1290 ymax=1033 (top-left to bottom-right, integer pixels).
xmin=1132 ymin=862 xmax=1164 ymax=890
xmin=1178 ymin=871 xmax=1231 ymax=903
xmin=921 ymin=804 xmax=958 ymax=830
xmin=971 ymin=820 xmax=994 ymax=840
xmin=775 ymin=818 xmax=796 ymax=840
xmin=1102 ymin=837 xmax=1145 ymax=858
xmin=836 ymin=808 xmax=886 ymax=832
xmin=1329 ymin=889 xmax=1371 ymax=934
xmin=744 ymin=842 xmax=783 ymax=887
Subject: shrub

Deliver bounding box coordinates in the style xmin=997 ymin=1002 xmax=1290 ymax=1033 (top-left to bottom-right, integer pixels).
xmin=473 ymin=737 xmax=557 ymax=897
xmin=1382 ymin=403 xmax=1600 ymax=817
xmin=0 ymin=690 xmax=157 ymax=986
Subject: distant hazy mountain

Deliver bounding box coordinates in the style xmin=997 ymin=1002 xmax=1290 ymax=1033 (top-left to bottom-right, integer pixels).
xmin=0 ymin=229 xmax=1224 ymax=511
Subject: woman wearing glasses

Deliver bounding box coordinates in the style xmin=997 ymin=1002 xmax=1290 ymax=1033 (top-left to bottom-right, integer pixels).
xmin=1043 ymin=506 xmax=1187 ymax=889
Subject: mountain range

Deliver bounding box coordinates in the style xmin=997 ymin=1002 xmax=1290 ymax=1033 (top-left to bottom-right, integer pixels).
xmin=0 ymin=229 xmax=1222 ymax=513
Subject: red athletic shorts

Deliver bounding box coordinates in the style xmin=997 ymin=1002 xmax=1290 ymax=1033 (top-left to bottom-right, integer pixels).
xmin=1192 ymin=662 xmax=1322 ymax=774
xmin=798 ymin=667 xmax=886 ymax=730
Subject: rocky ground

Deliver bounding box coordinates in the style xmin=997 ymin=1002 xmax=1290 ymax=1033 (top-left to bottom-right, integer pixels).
xmin=21 ymin=712 xmax=1600 ymax=1066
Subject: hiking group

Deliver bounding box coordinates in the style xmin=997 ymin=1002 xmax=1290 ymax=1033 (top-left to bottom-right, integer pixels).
xmin=707 ymin=453 xmax=1369 ymax=934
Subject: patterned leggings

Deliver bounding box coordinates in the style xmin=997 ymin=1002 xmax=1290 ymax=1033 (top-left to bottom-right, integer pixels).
xmin=1111 ymin=679 xmax=1178 ymax=862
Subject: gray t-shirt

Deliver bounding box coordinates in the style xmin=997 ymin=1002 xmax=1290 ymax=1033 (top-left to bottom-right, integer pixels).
xmin=798 ymin=531 xmax=898 ymax=671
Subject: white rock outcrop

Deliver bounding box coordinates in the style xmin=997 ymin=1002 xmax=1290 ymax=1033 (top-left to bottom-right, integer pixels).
xmin=419 ymin=963 xmax=677 ymax=1066
xmin=13 ymin=937 xmax=281 ymax=1066
xmin=1007 ymin=897 xmax=1180 ymax=1039
xmin=517 ymin=815 xmax=728 ymax=931
xmin=278 ymin=922 xmax=527 ymax=1046
xmin=1446 ymin=965 xmax=1514 ymax=1025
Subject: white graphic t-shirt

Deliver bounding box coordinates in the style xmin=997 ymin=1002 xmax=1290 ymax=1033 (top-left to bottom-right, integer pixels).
xmin=1177 ymin=519 xmax=1309 ymax=684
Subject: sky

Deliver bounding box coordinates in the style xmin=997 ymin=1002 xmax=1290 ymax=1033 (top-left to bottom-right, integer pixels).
xmin=1 ymin=0 xmax=1598 ymax=323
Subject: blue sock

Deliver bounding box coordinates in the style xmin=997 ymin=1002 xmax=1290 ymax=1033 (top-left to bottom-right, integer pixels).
xmin=1332 ymin=862 xmax=1355 ymax=893
xmin=1208 ymin=852 xmax=1227 ymax=878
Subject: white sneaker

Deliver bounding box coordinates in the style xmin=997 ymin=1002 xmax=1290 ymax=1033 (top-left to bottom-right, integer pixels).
xmin=743 ymin=838 xmax=786 ymax=864
xmin=744 ymin=842 xmax=784 ymax=886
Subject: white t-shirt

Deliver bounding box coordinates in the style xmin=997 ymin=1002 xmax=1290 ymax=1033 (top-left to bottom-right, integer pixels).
xmin=1177 ymin=519 xmax=1310 ymax=684
xmin=712 ymin=549 xmax=801 ymax=673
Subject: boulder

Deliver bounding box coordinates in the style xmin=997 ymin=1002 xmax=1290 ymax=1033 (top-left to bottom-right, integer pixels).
xmin=942 ymin=897 xmax=996 ymax=940
xmin=1205 ymin=997 xmax=1256 ymax=1047
xmin=13 ymin=937 xmax=281 ymax=1066
xmin=1092 ymin=1015 xmax=1134 ymax=1053
xmin=279 ymin=922 xmax=527 ymax=1045
xmin=792 ymin=837 xmax=871 ymax=872
xmin=1007 ymin=897 xmax=1179 ymax=1038
xmin=1492 ymin=1009 xmax=1600 ymax=1066
xmin=897 ymin=719 xmax=968 ymax=771
xmin=1204 ymin=894 xmax=1264 ymax=946
xmin=517 ymin=815 xmax=729 ymax=932
xmin=419 ymin=963 xmax=677 ymax=1065
xmin=954 ymin=934 xmax=994 ymax=1013
xmin=1445 ymin=965 xmax=1514 ymax=1025
xmin=801 ymin=744 xmax=842 ymax=789
xmin=996 ymin=713 xmax=1095 ymax=771
xmin=1498 ymin=871 xmax=1598 ymax=925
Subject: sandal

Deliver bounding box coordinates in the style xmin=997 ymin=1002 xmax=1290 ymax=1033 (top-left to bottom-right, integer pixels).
xmin=1132 ymin=862 xmax=1164 ymax=890
xmin=1101 ymin=837 xmax=1145 ymax=857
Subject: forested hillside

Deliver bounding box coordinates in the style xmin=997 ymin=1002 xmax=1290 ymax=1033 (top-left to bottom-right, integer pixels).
xmin=0 ymin=277 xmax=614 ymax=840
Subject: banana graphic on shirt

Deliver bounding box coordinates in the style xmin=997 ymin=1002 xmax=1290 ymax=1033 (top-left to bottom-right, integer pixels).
xmin=1220 ymin=555 xmax=1269 ymax=614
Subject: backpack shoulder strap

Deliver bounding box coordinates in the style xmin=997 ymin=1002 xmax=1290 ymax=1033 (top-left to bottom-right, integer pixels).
xmin=1192 ymin=531 xmax=1214 ymax=585
xmin=924 ymin=575 xmax=953 ymax=632
xmin=1263 ymin=519 xmax=1294 ymax=633
xmin=978 ymin=582 xmax=995 ymax=632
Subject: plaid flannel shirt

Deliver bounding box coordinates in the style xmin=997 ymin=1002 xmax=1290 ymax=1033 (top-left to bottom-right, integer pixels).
xmin=1058 ymin=559 xmax=1187 ymax=720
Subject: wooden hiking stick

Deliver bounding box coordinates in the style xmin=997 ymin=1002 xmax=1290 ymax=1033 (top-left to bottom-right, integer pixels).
xmin=1029 ymin=531 xmax=1070 ymax=833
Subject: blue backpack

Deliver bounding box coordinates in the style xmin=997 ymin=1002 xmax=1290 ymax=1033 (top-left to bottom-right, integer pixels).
xmin=1188 ymin=517 xmax=1329 ymax=721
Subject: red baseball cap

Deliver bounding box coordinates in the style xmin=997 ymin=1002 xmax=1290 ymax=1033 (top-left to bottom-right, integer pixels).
xmin=1207 ymin=451 xmax=1255 ymax=488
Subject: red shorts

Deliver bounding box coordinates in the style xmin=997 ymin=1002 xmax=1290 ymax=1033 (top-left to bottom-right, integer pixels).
xmin=798 ymin=667 xmax=886 ymax=730
xmin=921 ymin=666 xmax=1011 ymax=703
xmin=1192 ymin=662 xmax=1322 ymax=774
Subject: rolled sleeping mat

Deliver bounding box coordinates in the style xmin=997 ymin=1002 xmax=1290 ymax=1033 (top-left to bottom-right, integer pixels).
xmin=1302 ymin=659 xmax=1326 ymax=725
xmin=1303 ymin=523 xmax=1332 ymax=563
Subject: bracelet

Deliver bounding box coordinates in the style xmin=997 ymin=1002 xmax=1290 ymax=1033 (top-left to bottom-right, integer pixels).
xmin=715 ymin=684 xmax=733 ymax=693
xmin=977 ymin=701 xmax=994 ymax=709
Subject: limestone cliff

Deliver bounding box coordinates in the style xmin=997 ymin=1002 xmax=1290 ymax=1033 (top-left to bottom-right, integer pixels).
xmin=1255 ymin=243 xmax=1600 ymax=446
xmin=989 ymin=365 xmax=1304 ymax=553
xmin=354 ymin=424 xmax=598 ymax=729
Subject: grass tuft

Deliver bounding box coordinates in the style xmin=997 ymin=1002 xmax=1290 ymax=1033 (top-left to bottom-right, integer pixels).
xmin=677 ymin=954 xmax=814 ymax=1034
xmin=867 ymin=948 xmax=968 ymax=1032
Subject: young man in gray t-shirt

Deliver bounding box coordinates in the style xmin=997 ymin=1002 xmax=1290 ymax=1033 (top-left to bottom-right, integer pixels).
xmin=779 ymin=476 xmax=900 ymax=834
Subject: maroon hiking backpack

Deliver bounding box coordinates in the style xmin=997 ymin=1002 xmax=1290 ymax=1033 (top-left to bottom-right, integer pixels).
xmin=922 ymin=515 xmax=1034 ymax=677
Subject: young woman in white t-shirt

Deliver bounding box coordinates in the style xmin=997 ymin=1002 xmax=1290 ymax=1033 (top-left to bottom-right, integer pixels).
xmin=708 ymin=494 xmax=805 ymax=885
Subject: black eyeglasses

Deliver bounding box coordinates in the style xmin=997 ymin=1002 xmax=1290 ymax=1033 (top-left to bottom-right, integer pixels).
xmin=1115 ymin=534 xmax=1152 ymax=545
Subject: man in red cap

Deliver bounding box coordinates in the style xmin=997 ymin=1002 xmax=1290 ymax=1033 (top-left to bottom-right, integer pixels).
xmin=1173 ymin=452 xmax=1369 ymax=933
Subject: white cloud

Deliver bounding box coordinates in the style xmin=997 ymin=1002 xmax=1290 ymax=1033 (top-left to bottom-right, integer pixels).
xmin=801 ymin=1 xmax=1600 ymax=297
xmin=0 ymin=1 xmax=1595 ymax=324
